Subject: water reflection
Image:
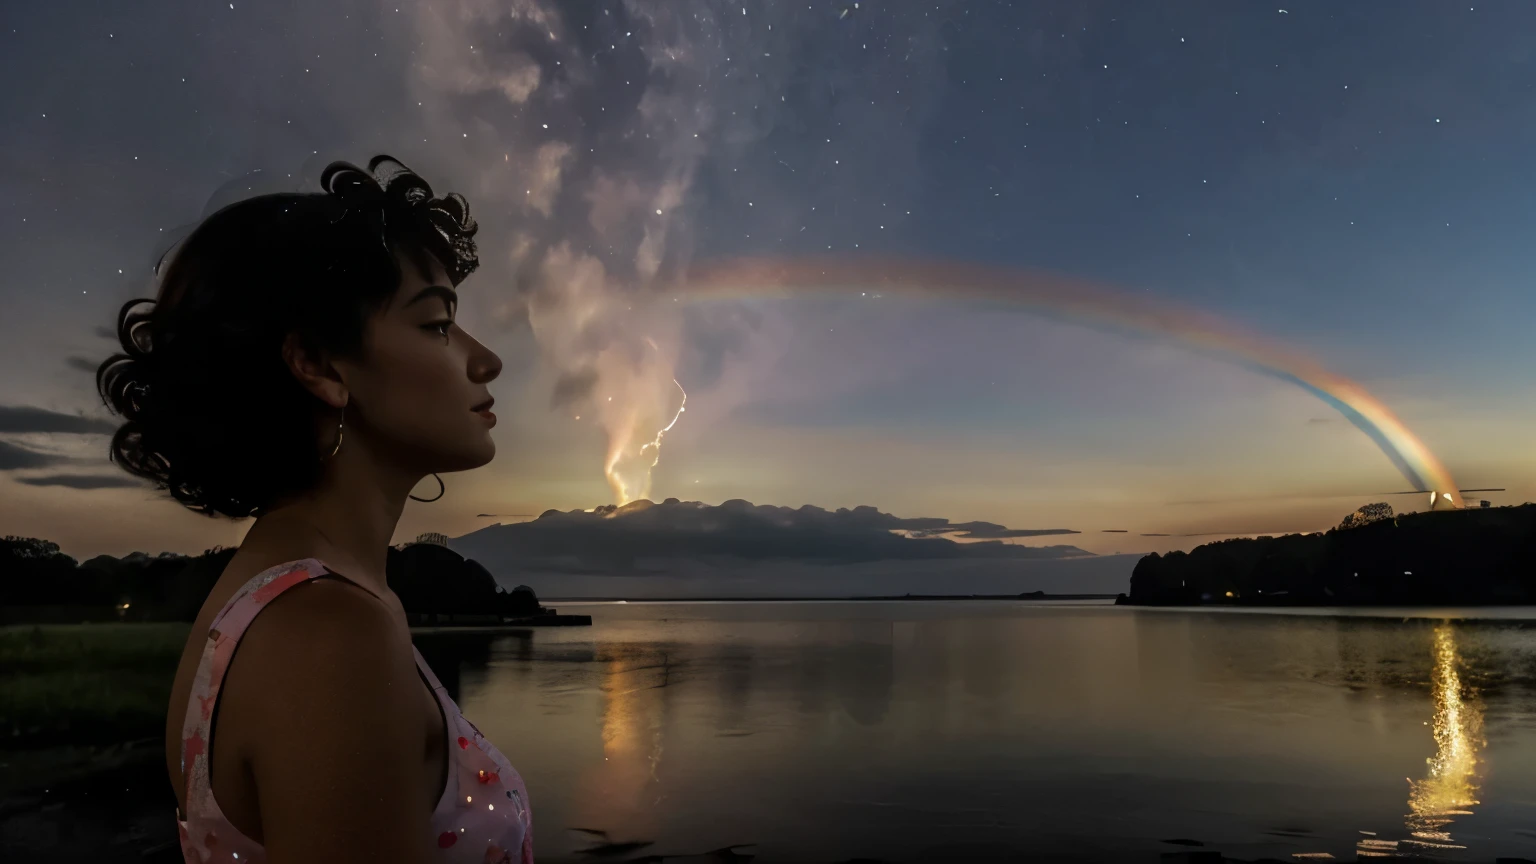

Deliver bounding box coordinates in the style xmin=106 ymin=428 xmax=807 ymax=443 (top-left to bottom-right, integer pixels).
xmin=1404 ymin=625 xmax=1484 ymax=852
xmin=579 ymin=648 xmax=672 ymax=838
xmin=448 ymin=605 xmax=1536 ymax=862
xmin=1354 ymin=623 xmax=1486 ymax=859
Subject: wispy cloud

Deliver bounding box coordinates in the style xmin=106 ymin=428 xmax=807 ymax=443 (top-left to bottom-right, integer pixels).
xmin=0 ymin=405 xmax=116 ymax=435
xmin=918 ymin=521 xmax=1080 ymax=539
xmin=13 ymin=473 xmax=142 ymax=490
xmin=0 ymin=440 xmax=68 ymax=470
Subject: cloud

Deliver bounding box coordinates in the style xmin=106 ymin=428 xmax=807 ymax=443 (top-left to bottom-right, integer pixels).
xmin=0 ymin=440 xmax=68 ymax=470
xmin=403 ymin=0 xmax=734 ymax=504
xmin=13 ymin=473 xmax=142 ymax=490
xmin=0 ymin=406 xmax=115 ymax=474
xmin=452 ymin=498 xmax=1089 ymax=572
xmin=974 ymin=525 xmax=1078 ymax=538
xmin=525 ymin=142 xmax=572 ymax=217
xmin=94 ymin=326 xmax=116 ymax=340
xmin=403 ymin=0 xmax=954 ymax=505
xmin=909 ymin=521 xmax=1080 ymax=539
xmin=65 ymin=355 xmax=99 ymax=374
xmin=0 ymin=405 xmax=116 ymax=435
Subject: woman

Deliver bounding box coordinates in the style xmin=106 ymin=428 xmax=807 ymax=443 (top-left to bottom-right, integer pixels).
xmin=96 ymin=157 xmax=531 ymax=863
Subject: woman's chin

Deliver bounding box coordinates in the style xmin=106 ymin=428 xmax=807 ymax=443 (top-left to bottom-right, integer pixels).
xmin=464 ymin=437 xmax=498 ymax=469
xmin=473 ymin=441 xmax=496 ymax=468
xmin=428 ymin=440 xmax=496 ymax=476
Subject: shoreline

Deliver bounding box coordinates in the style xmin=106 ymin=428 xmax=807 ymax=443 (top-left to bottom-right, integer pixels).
xmin=547 ymin=593 xmax=1121 ymax=603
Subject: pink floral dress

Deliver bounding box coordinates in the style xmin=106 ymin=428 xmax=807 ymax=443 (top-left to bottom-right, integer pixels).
xmin=175 ymin=558 xmax=533 ymax=863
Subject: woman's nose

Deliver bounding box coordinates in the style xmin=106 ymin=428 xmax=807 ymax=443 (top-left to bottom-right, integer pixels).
xmin=467 ymin=335 xmax=503 ymax=384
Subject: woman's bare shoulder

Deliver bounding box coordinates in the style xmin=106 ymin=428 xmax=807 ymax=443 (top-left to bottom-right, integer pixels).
xmin=224 ymin=576 xmax=435 ymax=861
xmin=235 ymin=575 xmax=413 ymax=698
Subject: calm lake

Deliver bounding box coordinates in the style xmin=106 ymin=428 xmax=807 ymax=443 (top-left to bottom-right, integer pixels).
xmin=413 ymin=602 xmax=1536 ymax=863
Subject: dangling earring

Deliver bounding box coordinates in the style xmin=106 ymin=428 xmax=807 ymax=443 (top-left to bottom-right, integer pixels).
xmin=324 ymin=400 xmax=442 ymax=502
xmin=410 ymin=473 xmax=445 ymax=503
xmin=325 ymin=402 xmax=345 ymax=461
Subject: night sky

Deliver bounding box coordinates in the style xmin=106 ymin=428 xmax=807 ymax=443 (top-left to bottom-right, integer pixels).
xmin=3 ymin=1 xmax=1534 ymax=559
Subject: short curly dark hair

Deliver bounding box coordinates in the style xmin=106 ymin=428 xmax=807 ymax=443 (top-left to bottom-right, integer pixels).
xmin=96 ymin=156 xmax=480 ymax=519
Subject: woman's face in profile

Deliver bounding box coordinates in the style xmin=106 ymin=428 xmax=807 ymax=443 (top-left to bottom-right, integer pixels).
xmin=338 ymin=250 xmax=503 ymax=475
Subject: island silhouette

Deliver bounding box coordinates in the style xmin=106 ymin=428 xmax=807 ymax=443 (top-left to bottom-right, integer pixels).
xmin=0 ymin=536 xmax=585 ymax=626
xmin=1119 ymin=502 xmax=1536 ymax=606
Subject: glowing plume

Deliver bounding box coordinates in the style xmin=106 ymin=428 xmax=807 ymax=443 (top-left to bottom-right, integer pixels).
xmin=677 ymin=257 xmax=1460 ymax=505
xmin=605 ymin=378 xmax=687 ymax=506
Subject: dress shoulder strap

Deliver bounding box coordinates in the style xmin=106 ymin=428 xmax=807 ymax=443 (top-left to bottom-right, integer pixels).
xmin=411 ymin=644 xmax=451 ymax=693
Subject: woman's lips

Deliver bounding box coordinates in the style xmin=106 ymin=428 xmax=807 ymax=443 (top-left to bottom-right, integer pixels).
xmin=472 ymin=398 xmax=496 ymax=426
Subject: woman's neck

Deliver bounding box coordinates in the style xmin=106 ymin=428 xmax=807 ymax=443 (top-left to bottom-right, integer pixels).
xmin=239 ymin=453 xmax=416 ymax=592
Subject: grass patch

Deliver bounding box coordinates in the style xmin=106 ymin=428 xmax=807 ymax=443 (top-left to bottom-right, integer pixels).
xmin=0 ymin=623 xmax=189 ymax=749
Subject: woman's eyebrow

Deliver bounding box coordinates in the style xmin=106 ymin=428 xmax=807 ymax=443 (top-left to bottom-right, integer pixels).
xmin=405 ymin=284 xmax=458 ymax=314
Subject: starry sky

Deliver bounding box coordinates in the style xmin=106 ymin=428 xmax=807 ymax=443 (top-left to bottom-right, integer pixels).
xmin=3 ymin=1 xmax=1535 ymax=560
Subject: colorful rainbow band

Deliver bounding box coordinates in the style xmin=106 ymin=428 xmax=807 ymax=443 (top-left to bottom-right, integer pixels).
xmin=677 ymin=257 xmax=1460 ymax=507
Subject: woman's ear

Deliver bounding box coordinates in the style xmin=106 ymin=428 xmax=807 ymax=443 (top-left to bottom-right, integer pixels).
xmin=281 ymin=331 xmax=348 ymax=409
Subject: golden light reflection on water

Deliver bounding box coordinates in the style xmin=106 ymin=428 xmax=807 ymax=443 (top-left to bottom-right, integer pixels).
xmin=578 ymin=654 xmax=668 ymax=835
xmin=1398 ymin=625 xmax=1484 ymax=853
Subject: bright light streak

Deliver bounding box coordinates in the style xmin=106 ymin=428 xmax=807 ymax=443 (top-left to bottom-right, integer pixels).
xmin=1404 ymin=625 xmax=1482 ymax=849
xmin=604 ymin=378 xmax=687 ymax=506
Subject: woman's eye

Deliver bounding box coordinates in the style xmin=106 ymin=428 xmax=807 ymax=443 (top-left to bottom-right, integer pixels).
xmin=425 ymin=320 xmax=453 ymax=337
